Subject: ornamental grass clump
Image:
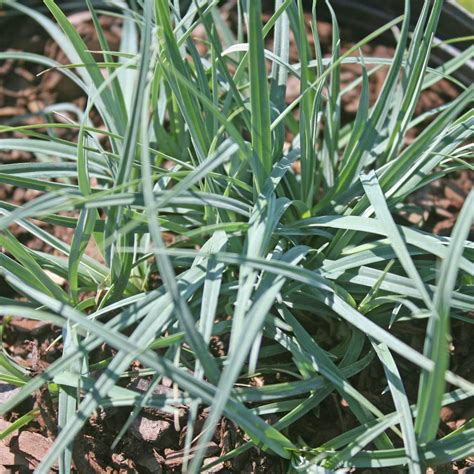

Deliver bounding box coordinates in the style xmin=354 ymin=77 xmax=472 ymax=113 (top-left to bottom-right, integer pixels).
xmin=0 ymin=0 xmax=473 ymax=472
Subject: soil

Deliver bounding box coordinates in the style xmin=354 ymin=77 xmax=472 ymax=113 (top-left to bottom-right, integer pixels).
xmin=0 ymin=5 xmax=472 ymax=473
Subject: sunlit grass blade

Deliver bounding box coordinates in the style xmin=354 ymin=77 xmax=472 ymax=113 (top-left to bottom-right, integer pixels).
xmin=269 ymin=0 xmax=290 ymax=161
xmin=248 ymin=0 xmax=273 ymax=185
xmin=371 ymin=342 xmax=422 ymax=474
xmin=416 ymin=191 xmax=474 ymax=444
xmin=332 ymin=0 xmax=410 ymax=194
xmin=384 ymin=0 xmax=443 ymax=163
xmin=57 ymin=323 xmax=81 ymax=474
xmin=360 ymin=170 xmax=433 ymax=309
xmin=1 ymin=0 xmax=472 ymax=471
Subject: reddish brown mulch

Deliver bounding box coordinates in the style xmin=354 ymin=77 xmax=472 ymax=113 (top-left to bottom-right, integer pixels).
xmin=0 ymin=7 xmax=472 ymax=473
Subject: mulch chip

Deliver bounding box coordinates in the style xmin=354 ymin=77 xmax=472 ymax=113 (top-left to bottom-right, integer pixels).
xmin=0 ymin=5 xmax=471 ymax=473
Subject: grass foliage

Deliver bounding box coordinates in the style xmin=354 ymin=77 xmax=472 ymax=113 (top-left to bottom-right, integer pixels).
xmin=0 ymin=0 xmax=473 ymax=472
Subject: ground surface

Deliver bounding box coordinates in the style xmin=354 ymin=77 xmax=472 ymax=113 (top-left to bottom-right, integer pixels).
xmin=0 ymin=5 xmax=472 ymax=473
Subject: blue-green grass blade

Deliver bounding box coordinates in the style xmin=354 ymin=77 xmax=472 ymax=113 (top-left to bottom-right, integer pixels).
xmin=415 ymin=191 xmax=474 ymax=443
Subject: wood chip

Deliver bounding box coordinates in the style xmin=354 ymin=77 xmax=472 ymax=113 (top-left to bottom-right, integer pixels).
xmin=17 ymin=430 xmax=55 ymax=466
xmin=445 ymin=184 xmax=466 ymax=208
xmin=14 ymin=67 xmax=36 ymax=82
xmin=440 ymin=406 xmax=455 ymax=423
xmin=9 ymin=317 xmax=49 ymax=335
xmin=0 ymin=383 xmax=21 ymax=406
xmin=0 ymin=420 xmax=36 ymax=469
xmin=0 ymin=441 xmax=29 ymax=467
xmin=27 ymin=100 xmax=44 ymax=113
xmin=0 ymin=106 xmax=26 ymax=117
xmin=0 ymin=419 xmax=15 ymax=444
xmin=202 ymin=456 xmax=225 ymax=472
xmin=164 ymin=442 xmax=220 ymax=468
xmin=131 ymin=416 xmax=172 ymax=443
xmin=67 ymin=11 xmax=92 ymax=26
